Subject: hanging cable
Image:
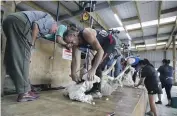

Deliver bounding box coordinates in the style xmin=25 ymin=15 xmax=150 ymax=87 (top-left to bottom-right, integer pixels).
xmin=56 ymin=1 xmax=60 ymax=22
xmin=14 ymin=1 xmax=17 ymax=12
xmin=52 ymin=1 xmax=60 ymax=70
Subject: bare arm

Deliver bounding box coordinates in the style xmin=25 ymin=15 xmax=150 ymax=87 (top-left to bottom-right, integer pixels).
xmin=71 ymin=46 xmax=81 ymax=82
xmin=135 ymin=78 xmax=144 ymax=87
xmin=31 ymin=23 xmax=39 ymax=46
xmin=83 ymin=29 xmax=104 ymax=71
xmin=101 ymin=53 xmax=108 ymax=63
xmin=56 ymin=35 xmax=67 ymax=46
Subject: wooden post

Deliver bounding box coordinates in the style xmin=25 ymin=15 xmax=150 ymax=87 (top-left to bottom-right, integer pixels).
xmin=172 ymin=35 xmax=176 ymax=83
xmin=164 ymin=50 xmax=166 ymax=59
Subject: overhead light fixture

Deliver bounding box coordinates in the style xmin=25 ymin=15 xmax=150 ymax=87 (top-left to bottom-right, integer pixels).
xmin=157 ymin=42 xmax=166 ymax=46
xmin=146 ymin=44 xmax=156 ymax=47
xmin=136 ymin=42 xmax=166 ymax=48
xmin=126 ymin=23 xmax=141 ymax=30
xmin=160 ymin=16 xmax=176 ymax=24
xmin=111 ymin=27 xmax=125 ymax=31
xmin=142 ymin=20 xmax=158 ymax=27
xmin=110 ymin=15 xmax=176 ymax=32
xmin=126 ymin=33 xmax=131 ymax=40
xmin=136 ymin=45 xmax=145 ymax=48
xmin=114 ymin=14 xmax=123 ymax=26
xmin=131 ymin=46 xmax=135 ymax=49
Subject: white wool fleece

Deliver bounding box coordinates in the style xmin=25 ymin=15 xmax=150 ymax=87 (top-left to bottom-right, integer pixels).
xmin=64 ymin=73 xmax=100 ymax=104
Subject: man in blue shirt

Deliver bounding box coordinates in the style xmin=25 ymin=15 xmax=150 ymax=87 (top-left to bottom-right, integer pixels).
xmin=127 ymin=56 xmax=141 ymax=83
xmin=2 ymin=11 xmax=58 ymax=102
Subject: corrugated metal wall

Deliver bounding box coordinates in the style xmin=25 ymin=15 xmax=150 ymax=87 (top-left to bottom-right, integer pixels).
xmin=136 ymin=50 xmax=176 ymax=68
xmin=166 ymin=50 xmax=174 ymax=66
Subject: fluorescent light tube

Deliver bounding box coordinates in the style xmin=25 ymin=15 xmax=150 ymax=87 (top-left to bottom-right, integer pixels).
xmin=126 ymin=23 xmax=141 ymax=30
xmin=160 ymin=16 xmax=176 ymax=24
xmin=126 ymin=33 xmax=131 ymax=40
xmin=142 ymin=20 xmax=158 ymax=27
xmin=114 ymin=14 xmax=123 ymax=26
xmin=111 ymin=27 xmax=125 ymax=31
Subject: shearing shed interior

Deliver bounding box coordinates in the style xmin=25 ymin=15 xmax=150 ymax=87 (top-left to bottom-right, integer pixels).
xmin=1 ymin=1 xmax=177 ymax=116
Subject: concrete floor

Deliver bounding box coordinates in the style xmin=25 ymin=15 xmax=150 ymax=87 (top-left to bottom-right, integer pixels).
xmin=2 ymin=87 xmax=144 ymax=116
xmin=2 ymin=86 xmax=177 ymax=116
xmin=145 ymin=86 xmax=177 ymax=116
xmin=156 ymin=86 xmax=177 ymax=116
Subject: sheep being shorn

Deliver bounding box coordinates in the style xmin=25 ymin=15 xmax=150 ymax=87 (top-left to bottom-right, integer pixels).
xmin=64 ymin=59 xmax=135 ymax=103
xmin=63 ymin=73 xmax=101 ymax=104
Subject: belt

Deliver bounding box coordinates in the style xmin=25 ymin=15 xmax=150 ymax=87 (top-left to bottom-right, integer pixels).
xmin=166 ymin=77 xmax=173 ymax=80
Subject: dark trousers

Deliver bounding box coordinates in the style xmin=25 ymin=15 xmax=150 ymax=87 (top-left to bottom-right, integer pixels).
xmin=85 ymin=65 xmax=102 ymax=94
xmin=132 ymin=64 xmax=139 ymax=83
xmin=164 ymin=84 xmax=172 ymax=100
xmin=85 ymin=58 xmax=103 ymax=94
xmin=2 ymin=12 xmax=32 ymax=94
xmin=132 ymin=71 xmax=138 ymax=83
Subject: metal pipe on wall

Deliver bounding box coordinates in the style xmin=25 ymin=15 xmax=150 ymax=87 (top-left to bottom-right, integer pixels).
xmin=52 ymin=1 xmax=60 ymax=70
xmin=172 ymin=35 xmax=176 ymax=83
xmin=56 ymin=2 xmax=60 ymax=22
xmin=164 ymin=50 xmax=167 ymax=59
xmin=89 ymin=1 xmax=95 ymax=28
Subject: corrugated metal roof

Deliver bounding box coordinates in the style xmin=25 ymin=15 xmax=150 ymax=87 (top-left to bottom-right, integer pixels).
xmin=137 ymin=47 xmax=146 ymax=51
xmin=133 ymin=40 xmax=144 ymax=44
xmin=146 ymin=46 xmax=156 ymax=50
xmin=162 ymin=1 xmax=177 ymax=10
xmin=123 ymin=19 xmax=139 ymax=25
xmin=159 ymin=24 xmax=174 ymax=34
xmin=156 ymin=45 xmax=165 ymax=50
xmin=143 ymin=27 xmax=157 ymax=36
xmin=157 ymin=36 xmax=168 ymax=41
xmin=137 ymin=1 xmax=158 ymax=22
xmin=60 ymin=1 xmax=79 ymax=11
xmin=33 ymin=1 xmax=67 ymax=15
xmin=161 ymin=11 xmax=177 ymax=18
xmin=96 ymin=8 xmax=118 ymax=28
xmin=115 ymin=1 xmax=137 ymax=19
xmin=145 ymin=39 xmax=156 ymax=44
xmin=118 ymin=31 xmax=127 ymax=40
xmin=96 ymin=1 xmax=105 ymax=4
xmin=129 ymin=30 xmax=143 ymax=38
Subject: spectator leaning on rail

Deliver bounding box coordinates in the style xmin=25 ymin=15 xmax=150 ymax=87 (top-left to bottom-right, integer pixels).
xmin=44 ymin=23 xmax=78 ymax=49
xmin=156 ymin=59 xmax=174 ymax=107
xmin=2 ymin=11 xmax=58 ymax=102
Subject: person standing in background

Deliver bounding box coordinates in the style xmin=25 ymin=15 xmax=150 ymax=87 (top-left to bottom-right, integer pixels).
xmin=156 ymin=59 xmax=173 ymax=107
